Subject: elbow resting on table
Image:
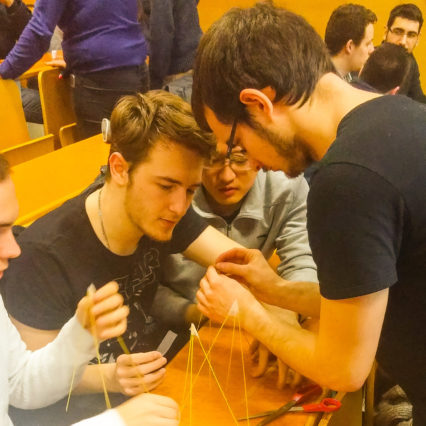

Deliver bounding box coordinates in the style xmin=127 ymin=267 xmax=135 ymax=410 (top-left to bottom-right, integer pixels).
xmin=314 ymin=368 xmax=368 ymax=393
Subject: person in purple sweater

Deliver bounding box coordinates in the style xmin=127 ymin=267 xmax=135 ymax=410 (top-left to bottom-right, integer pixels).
xmin=0 ymin=0 xmax=149 ymax=139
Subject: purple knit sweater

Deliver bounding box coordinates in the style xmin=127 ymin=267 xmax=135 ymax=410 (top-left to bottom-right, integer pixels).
xmin=0 ymin=0 xmax=147 ymax=79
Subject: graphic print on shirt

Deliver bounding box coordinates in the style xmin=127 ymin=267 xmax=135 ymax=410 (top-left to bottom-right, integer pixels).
xmin=96 ymin=248 xmax=161 ymax=363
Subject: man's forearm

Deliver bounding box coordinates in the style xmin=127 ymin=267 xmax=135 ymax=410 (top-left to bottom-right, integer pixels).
xmin=241 ymin=301 xmax=319 ymax=382
xmin=260 ymin=277 xmax=320 ymax=318
xmin=240 ymin=291 xmax=383 ymax=392
xmin=74 ymin=363 xmax=120 ymax=394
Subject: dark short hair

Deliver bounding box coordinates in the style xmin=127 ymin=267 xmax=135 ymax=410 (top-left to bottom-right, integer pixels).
xmin=360 ymin=42 xmax=412 ymax=93
xmin=325 ymin=4 xmax=377 ymax=56
xmin=0 ymin=155 xmax=10 ymax=182
xmin=387 ymin=3 xmax=423 ymax=32
xmin=106 ymin=91 xmax=215 ymax=178
xmin=192 ymin=1 xmax=334 ymax=130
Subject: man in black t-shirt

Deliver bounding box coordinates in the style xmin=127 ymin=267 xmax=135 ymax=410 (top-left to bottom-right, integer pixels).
xmin=0 ymin=91 xmax=242 ymax=409
xmin=191 ymin=4 xmax=426 ymax=424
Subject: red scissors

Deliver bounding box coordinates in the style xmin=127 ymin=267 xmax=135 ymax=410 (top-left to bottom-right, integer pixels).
xmin=238 ymin=384 xmax=341 ymax=424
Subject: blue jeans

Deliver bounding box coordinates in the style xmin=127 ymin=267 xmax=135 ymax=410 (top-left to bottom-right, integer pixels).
xmin=72 ymin=63 xmax=149 ymax=140
xmin=21 ymin=87 xmax=43 ymax=124
xmin=164 ymin=73 xmax=193 ymax=104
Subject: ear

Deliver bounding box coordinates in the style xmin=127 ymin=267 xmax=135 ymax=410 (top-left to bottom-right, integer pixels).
xmin=383 ymin=26 xmax=389 ymax=41
xmin=239 ymin=87 xmax=276 ymax=119
xmin=388 ymin=86 xmax=400 ymax=95
xmin=345 ymin=39 xmax=354 ymax=54
xmin=415 ymin=33 xmax=420 ymax=47
xmin=108 ymin=152 xmax=130 ymax=186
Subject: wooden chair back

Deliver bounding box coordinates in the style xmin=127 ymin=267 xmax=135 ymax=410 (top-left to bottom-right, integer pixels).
xmin=1 ymin=135 xmax=55 ymax=166
xmin=0 ymin=79 xmax=31 ymax=149
xmin=38 ymin=68 xmax=77 ymax=149
xmin=11 ymin=134 xmax=109 ymax=226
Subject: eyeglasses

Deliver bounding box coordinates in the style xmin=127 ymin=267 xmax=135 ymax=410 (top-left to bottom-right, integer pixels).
xmin=226 ymin=119 xmax=238 ymax=159
xmin=205 ymin=152 xmax=253 ymax=172
xmin=388 ymin=27 xmax=419 ymax=39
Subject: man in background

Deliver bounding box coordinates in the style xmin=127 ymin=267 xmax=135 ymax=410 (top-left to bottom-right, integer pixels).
xmin=384 ymin=3 xmax=426 ymax=102
xmin=142 ymin=0 xmax=202 ymax=103
xmin=355 ymin=42 xmax=412 ymax=94
xmin=0 ymin=0 xmax=43 ymax=124
xmin=325 ymin=3 xmax=376 ymax=80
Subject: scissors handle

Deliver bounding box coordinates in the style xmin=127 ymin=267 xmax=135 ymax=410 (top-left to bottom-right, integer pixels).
xmin=302 ymin=398 xmax=342 ymax=413
xmin=257 ymin=401 xmax=297 ymax=426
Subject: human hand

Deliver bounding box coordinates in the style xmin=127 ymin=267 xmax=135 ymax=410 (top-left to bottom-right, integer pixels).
xmin=250 ymin=306 xmax=303 ymax=389
xmin=76 ymin=282 xmax=128 ymax=342
xmin=45 ymin=59 xmax=67 ymax=68
xmin=215 ymin=248 xmax=283 ymax=305
xmin=196 ymin=266 xmax=258 ymax=324
xmin=250 ymin=340 xmax=302 ymax=389
xmin=112 ymin=351 xmax=167 ymax=396
xmin=184 ymin=303 xmax=205 ymax=326
xmin=116 ymin=393 xmax=179 ymax=426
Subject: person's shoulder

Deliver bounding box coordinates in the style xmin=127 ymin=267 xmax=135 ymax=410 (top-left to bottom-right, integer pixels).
xmin=17 ymin=192 xmax=89 ymax=245
xmin=340 ymin=95 xmax=424 ymax=134
xmin=259 ymin=170 xmax=308 ymax=204
xmin=410 ymin=53 xmax=419 ymax=67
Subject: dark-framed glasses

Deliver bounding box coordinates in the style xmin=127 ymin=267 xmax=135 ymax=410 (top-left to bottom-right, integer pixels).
xmin=226 ymin=119 xmax=238 ymax=159
xmin=205 ymin=151 xmax=253 ymax=172
xmin=389 ymin=27 xmax=419 ymax=39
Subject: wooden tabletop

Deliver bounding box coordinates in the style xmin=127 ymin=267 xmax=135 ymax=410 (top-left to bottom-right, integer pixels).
xmin=12 ymin=134 xmax=109 ymax=225
xmin=155 ymin=323 xmax=320 ymax=425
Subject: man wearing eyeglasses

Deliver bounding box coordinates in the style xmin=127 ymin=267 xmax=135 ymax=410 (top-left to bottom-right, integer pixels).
xmin=384 ymin=3 xmax=426 ymax=103
xmin=150 ymin=146 xmax=317 ymax=376
xmin=192 ymin=3 xmax=426 ymax=424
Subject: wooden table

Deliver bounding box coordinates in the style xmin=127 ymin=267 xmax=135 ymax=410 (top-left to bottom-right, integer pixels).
xmin=155 ymin=324 xmax=321 ymax=425
xmin=12 ymin=134 xmax=109 ymax=225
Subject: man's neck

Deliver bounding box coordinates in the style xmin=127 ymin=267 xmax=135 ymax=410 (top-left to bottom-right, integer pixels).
xmin=331 ymin=55 xmax=352 ymax=79
xmin=202 ymin=186 xmax=243 ymax=219
xmin=303 ymin=72 xmax=382 ymax=160
xmin=85 ymin=183 xmax=143 ymax=256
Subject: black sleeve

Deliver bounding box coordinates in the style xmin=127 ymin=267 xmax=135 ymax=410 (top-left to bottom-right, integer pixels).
xmin=406 ymin=57 xmax=426 ymax=104
xmin=168 ymin=204 xmax=207 ymax=253
xmin=307 ymin=164 xmax=404 ymax=300
xmin=7 ymin=0 xmax=32 ymax=41
xmin=1 ymin=241 xmax=75 ymax=329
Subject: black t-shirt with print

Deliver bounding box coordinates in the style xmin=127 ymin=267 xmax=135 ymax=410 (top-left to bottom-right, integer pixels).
xmin=308 ymin=95 xmax=426 ymax=423
xmin=1 ymin=185 xmax=207 ymax=360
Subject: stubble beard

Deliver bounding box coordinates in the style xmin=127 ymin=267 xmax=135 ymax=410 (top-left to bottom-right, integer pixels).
xmin=249 ymin=119 xmax=315 ymax=178
xmin=124 ymin=186 xmax=174 ymax=243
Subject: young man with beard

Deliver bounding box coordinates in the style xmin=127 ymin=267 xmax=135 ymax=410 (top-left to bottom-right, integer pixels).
xmin=0 ymin=91 xmax=238 ymax=423
xmin=384 ymin=3 xmax=426 ymax=102
xmin=191 ymin=3 xmax=426 ymax=424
